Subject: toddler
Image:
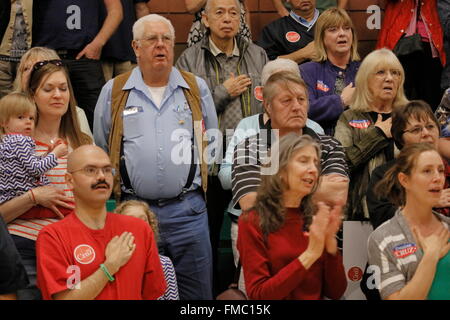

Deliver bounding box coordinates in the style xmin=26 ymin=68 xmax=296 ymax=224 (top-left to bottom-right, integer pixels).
xmin=115 ymin=200 xmax=179 ymax=300
xmin=0 ymin=92 xmax=72 ymax=219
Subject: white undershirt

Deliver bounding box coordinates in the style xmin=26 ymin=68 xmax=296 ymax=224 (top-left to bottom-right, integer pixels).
xmin=147 ymin=86 xmax=167 ymax=109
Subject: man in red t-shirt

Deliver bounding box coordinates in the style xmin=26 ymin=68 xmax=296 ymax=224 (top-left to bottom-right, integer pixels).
xmin=36 ymin=145 xmax=166 ymax=300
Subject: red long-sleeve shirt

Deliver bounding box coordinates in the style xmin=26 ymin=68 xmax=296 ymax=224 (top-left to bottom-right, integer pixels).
xmin=237 ymin=208 xmax=347 ymax=300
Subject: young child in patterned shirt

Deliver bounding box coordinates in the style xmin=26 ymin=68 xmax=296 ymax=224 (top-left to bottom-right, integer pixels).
xmin=115 ymin=200 xmax=179 ymax=300
xmin=0 ymin=92 xmax=71 ymax=219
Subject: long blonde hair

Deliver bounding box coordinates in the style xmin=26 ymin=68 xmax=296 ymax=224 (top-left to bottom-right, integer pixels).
xmin=26 ymin=62 xmax=91 ymax=148
xmin=350 ymin=48 xmax=408 ymax=112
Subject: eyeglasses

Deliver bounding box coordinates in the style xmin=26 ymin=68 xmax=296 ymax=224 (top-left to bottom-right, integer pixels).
xmin=69 ymin=166 xmax=116 ymax=177
xmin=403 ymin=123 xmax=438 ymax=135
xmin=373 ymin=69 xmax=401 ymax=79
xmin=139 ymin=34 xmax=173 ymax=46
xmin=32 ymin=60 xmax=63 ymax=72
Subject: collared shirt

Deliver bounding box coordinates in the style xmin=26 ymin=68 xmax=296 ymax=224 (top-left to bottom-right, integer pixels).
xmin=208 ymin=37 xmax=240 ymax=57
xmin=289 ymin=9 xmax=320 ymax=31
xmin=94 ymin=66 xmax=218 ymax=199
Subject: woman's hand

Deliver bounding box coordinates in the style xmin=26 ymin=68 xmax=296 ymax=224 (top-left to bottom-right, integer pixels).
xmin=413 ymin=225 xmax=450 ymax=259
xmin=307 ymin=202 xmax=331 ymax=257
xmin=374 ymin=114 xmax=392 ymax=138
xmin=33 ymin=186 xmax=74 ymax=219
xmin=298 ymin=202 xmax=330 ymax=269
xmin=324 ymin=205 xmax=343 ymax=255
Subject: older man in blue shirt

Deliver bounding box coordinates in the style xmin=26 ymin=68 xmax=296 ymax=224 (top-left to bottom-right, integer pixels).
xmin=94 ymin=14 xmax=218 ymax=300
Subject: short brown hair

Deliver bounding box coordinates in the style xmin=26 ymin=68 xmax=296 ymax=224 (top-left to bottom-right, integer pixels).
xmin=391 ymin=100 xmax=440 ymax=150
xmin=263 ymin=72 xmax=308 ymax=107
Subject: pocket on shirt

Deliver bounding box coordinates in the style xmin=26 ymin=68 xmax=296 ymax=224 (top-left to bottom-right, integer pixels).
xmin=123 ymin=113 xmax=143 ymax=139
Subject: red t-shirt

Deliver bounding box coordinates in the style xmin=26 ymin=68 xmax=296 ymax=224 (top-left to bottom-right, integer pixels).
xmin=237 ymin=208 xmax=347 ymax=300
xmin=36 ymin=212 xmax=166 ymax=300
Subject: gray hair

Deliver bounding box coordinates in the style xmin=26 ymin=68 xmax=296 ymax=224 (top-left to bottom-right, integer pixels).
xmin=261 ymin=58 xmax=301 ymax=85
xmin=204 ymin=0 xmax=241 ymax=14
xmin=132 ymin=14 xmax=175 ymax=42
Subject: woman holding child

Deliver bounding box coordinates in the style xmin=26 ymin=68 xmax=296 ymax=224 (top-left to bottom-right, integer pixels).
xmin=0 ymin=55 xmax=91 ymax=299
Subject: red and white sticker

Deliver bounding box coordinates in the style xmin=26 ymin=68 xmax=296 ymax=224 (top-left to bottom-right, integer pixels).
xmin=74 ymin=244 xmax=96 ymax=265
xmin=285 ymin=31 xmax=301 ymax=43
xmin=348 ymin=119 xmax=371 ymax=129
xmin=254 ymin=86 xmax=263 ymax=102
xmin=393 ymin=243 xmax=417 ymax=259
xmin=347 ymin=266 xmax=363 ymax=282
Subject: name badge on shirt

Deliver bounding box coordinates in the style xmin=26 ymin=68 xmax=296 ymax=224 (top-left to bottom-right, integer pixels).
xmin=348 ymin=119 xmax=371 ymax=129
xmin=316 ymin=80 xmax=330 ymax=92
xmin=393 ymin=243 xmax=417 ymax=259
xmin=123 ymin=106 xmax=143 ymax=116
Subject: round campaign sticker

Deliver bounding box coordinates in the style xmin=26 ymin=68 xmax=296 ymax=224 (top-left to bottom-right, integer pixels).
xmin=347 ymin=266 xmax=363 ymax=282
xmin=254 ymin=86 xmax=263 ymax=101
xmin=74 ymin=244 xmax=96 ymax=265
xmin=286 ymin=31 xmax=301 ymax=43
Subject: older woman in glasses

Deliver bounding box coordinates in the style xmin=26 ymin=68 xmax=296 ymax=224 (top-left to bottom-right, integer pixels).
xmin=367 ymin=100 xmax=450 ymax=229
xmin=0 ymin=55 xmax=92 ymax=300
xmin=334 ymin=48 xmax=409 ymax=221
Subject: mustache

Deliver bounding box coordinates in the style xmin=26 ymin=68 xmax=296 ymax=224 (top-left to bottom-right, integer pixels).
xmin=91 ymin=180 xmax=110 ymax=189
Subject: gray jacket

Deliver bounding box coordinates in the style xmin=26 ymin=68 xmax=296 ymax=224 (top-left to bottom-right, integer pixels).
xmin=176 ymin=35 xmax=268 ymax=121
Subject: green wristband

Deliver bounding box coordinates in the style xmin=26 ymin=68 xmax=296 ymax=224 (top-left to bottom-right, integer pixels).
xmin=100 ymin=264 xmax=115 ymax=282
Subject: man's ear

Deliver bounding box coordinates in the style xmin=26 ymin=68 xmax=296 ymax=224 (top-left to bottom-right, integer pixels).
xmin=202 ymin=12 xmax=210 ymax=29
xmin=132 ymin=40 xmax=140 ymax=58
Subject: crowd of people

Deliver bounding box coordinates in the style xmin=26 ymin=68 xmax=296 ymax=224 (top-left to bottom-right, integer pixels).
xmin=0 ymin=0 xmax=449 ymax=301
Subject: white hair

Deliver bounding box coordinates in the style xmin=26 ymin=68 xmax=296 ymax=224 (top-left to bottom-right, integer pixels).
xmin=132 ymin=14 xmax=175 ymax=42
xmin=204 ymin=0 xmax=241 ymax=14
xmin=261 ymin=58 xmax=301 ymax=85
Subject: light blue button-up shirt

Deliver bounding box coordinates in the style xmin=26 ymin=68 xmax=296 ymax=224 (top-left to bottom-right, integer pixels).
xmin=290 ymin=9 xmax=320 ymax=31
xmin=94 ymin=67 xmax=218 ymax=199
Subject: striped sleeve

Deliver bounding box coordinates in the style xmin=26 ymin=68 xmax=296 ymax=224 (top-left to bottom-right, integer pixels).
xmin=367 ymin=226 xmax=407 ymax=299
xmin=317 ymin=134 xmax=349 ymax=177
xmin=231 ymin=134 xmax=265 ymax=209
xmin=14 ymin=136 xmax=58 ymax=177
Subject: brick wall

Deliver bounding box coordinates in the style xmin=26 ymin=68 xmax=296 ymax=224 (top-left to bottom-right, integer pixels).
xmin=147 ymin=0 xmax=384 ymax=61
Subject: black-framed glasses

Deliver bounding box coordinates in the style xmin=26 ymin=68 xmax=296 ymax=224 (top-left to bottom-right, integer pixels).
xmin=69 ymin=166 xmax=116 ymax=177
xmin=32 ymin=59 xmax=63 ymax=72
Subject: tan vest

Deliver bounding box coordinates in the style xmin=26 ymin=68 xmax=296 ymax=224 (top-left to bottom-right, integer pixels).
xmin=109 ymin=70 xmax=208 ymax=202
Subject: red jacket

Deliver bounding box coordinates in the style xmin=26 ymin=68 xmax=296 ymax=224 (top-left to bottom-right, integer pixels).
xmin=376 ymin=0 xmax=446 ymax=66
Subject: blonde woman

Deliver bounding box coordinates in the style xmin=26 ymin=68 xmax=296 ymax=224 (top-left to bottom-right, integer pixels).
xmin=13 ymin=47 xmax=92 ymax=138
xmin=0 ymin=59 xmax=92 ymax=299
xmin=300 ymin=8 xmax=360 ymax=135
xmin=334 ymin=48 xmax=409 ymax=220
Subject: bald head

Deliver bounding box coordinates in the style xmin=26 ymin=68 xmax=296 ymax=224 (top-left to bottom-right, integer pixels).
xmin=67 ymin=145 xmax=110 ymax=172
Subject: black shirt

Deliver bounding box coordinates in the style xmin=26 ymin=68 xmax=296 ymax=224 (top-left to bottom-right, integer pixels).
xmin=0 ymin=216 xmax=28 ymax=295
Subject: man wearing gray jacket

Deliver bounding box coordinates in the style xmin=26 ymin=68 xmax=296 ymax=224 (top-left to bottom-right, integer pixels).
xmin=175 ymin=0 xmax=268 ymax=296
